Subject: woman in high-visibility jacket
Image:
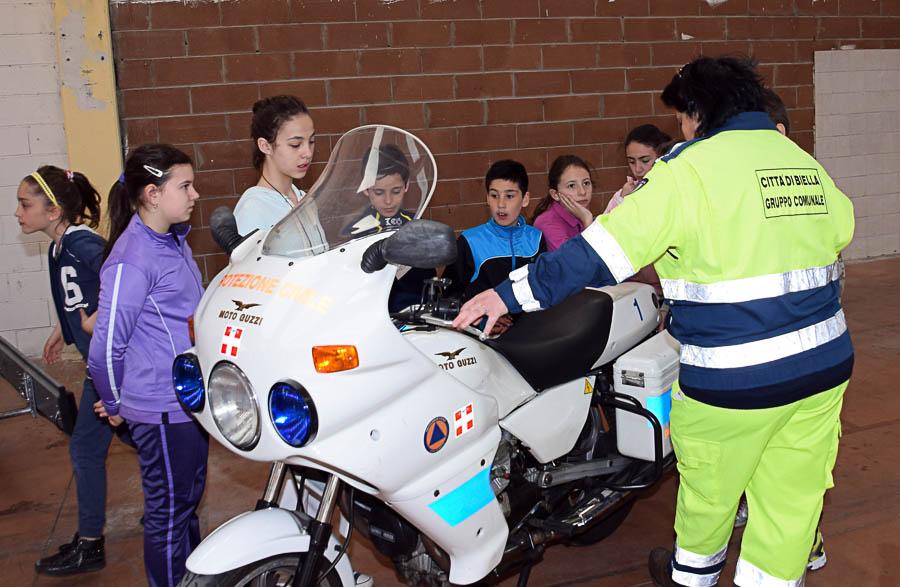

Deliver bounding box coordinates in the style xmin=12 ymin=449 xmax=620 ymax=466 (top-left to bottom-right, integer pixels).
xmin=454 ymin=56 xmax=853 ymax=587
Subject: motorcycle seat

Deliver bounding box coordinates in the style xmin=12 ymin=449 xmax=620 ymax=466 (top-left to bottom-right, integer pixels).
xmin=485 ymin=289 xmax=613 ymax=391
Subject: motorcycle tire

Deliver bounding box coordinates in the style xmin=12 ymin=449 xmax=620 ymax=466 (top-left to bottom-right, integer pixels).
xmin=566 ymin=500 xmax=635 ymax=547
xmin=178 ymin=554 xmax=344 ymax=587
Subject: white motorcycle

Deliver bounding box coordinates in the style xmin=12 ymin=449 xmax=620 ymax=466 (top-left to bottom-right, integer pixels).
xmin=174 ymin=125 xmax=676 ymax=586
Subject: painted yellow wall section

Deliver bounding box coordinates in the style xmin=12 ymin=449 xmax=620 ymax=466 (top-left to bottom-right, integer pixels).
xmin=52 ymin=0 xmax=123 ymax=207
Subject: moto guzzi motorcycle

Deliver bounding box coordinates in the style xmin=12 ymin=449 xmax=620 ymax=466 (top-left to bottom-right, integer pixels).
xmin=174 ymin=125 xmax=676 ymax=586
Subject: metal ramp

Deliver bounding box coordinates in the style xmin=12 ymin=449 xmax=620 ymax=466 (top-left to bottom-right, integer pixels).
xmin=0 ymin=335 xmax=77 ymax=435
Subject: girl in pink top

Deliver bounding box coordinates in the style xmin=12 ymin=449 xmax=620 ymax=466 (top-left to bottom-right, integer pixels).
xmin=531 ymin=155 xmax=595 ymax=251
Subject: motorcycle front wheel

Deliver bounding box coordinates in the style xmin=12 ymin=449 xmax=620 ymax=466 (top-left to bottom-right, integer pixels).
xmin=179 ymin=554 xmax=343 ymax=587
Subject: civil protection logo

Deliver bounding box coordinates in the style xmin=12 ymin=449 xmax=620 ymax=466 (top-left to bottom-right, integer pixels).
xmin=424 ymin=417 xmax=449 ymax=453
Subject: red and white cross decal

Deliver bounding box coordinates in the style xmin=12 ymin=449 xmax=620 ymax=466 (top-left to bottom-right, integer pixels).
xmin=453 ymin=403 xmax=474 ymax=438
xmin=220 ymin=325 xmax=243 ymax=357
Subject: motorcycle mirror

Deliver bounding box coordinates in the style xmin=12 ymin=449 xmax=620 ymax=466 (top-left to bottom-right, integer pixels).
xmin=210 ymin=206 xmax=257 ymax=256
xmin=361 ymin=220 xmax=457 ymax=273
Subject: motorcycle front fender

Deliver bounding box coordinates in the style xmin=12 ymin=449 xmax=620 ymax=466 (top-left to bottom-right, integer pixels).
xmin=186 ymin=507 xmax=356 ymax=585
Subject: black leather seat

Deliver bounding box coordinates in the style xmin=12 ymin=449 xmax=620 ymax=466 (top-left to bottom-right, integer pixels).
xmin=485 ymin=289 xmax=613 ymax=391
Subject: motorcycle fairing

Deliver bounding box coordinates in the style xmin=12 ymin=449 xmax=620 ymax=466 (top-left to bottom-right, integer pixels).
xmin=500 ymin=377 xmax=591 ymax=463
xmin=402 ymin=328 xmax=535 ymax=418
xmin=388 ymin=427 xmax=507 ymax=585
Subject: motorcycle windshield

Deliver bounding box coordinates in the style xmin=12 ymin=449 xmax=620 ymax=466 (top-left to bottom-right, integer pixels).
xmin=263 ymin=125 xmax=437 ymax=258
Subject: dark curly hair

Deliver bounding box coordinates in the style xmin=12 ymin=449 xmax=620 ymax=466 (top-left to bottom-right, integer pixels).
xmin=661 ymin=56 xmax=767 ymax=137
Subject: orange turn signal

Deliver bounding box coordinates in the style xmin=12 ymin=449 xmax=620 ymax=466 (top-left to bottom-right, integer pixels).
xmin=187 ymin=315 xmax=195 ymax=345
xmin=312 ymin=345 xmax=359 ymax=373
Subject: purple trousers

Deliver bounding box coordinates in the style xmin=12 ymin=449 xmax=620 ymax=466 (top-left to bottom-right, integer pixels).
xmin=131 ymin=419 xmax=209 ymax=587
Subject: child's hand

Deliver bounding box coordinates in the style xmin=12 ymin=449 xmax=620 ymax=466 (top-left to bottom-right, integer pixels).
xmin=42 ymin=325 xmax=64 ymax=365
xmin=620 ymin=176 xmax=637 ymax=197
xmin=557 ymin=193 xmax=595 ymax=228
xmin=79 ymin=309 xmax=97 ymax=335
xmin=93 ymin=400 xmax=124 ymax=427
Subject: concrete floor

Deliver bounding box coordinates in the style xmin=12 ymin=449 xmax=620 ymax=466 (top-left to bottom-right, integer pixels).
xmin=1 ymin=257 xmax=898 ymax=587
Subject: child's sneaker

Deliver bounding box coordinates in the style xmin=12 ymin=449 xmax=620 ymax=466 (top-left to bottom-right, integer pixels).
xmin=734 ymin=498 xmax=749 ymax=528
xmin=807 ymin=528 xmax=827 ymax=571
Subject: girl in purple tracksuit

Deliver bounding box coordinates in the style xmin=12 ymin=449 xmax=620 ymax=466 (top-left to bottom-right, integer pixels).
xmin=88 ymin=144 xmax=206 ymax=587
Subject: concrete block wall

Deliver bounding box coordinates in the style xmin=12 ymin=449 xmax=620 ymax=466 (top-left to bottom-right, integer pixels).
xmin=0 ymin=0 xmax=68 ymax=356
xmin=815 ymin=48 xmax=900 ymax=260
xmin=109 ymin=0 xmax=900 ymax=282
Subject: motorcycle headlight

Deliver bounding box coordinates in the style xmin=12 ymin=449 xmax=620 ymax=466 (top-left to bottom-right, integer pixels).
xmin=269 ymin=382 xmax=317 ymax=447
xmin=208 ymin=362 xmax=260 ymax=450
xmin=172 ymin=354 xmax=204 ymax=412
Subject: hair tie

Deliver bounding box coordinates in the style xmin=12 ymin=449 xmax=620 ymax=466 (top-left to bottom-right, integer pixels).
xmin=117 ymin=173 xmax=126 ymax=185
xmin=65 ymin=169 xmax=74 ymax=181
xmin=143 ymin=164 xmax=164 ymax=178
xmin=30 ymin=172 xmax=59 ymax=206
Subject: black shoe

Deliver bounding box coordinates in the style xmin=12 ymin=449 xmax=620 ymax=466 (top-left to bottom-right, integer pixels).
xmin=35 ymin=535 xmax=105 ymax=576
xmin=648 ymin=548 xmax=689 ymax=587
xmin=54 ymin=533 xmax=80 ymax=554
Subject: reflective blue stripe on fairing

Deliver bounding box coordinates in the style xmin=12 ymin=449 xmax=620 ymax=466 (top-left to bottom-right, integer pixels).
xmin=668 ymin=282 xmax=842 ymax=348
xmin=429 ymin=468 xmax=494 ymax=527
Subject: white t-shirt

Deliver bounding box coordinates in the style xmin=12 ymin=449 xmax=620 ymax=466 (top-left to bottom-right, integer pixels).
xmin=234 ymin=184 xmax=306 ymax=235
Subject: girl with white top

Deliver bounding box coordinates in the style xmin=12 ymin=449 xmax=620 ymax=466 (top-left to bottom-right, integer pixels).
xmin=233 ymin=95 xmax=322 ymax=238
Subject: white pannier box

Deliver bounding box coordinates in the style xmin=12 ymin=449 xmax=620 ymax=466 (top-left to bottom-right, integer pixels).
xmin=613 ymin=330 xmax=680 ymax=462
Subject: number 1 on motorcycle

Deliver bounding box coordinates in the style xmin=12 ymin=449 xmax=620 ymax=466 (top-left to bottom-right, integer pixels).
xmin=633 ymin=298 xmax=643 ymax=321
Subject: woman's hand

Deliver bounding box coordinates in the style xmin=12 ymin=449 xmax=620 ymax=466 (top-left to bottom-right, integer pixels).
xmin=557 ymin=192 xmax=594 ymax=228
xmin=79 ymin=309 xmax=97 ymax=335
xmin=452 ymin=289 xmax=509 ymax=336
xmin=42 ymin=325 xmax=64 ymax=365
xmin=94 ymin=400 xmax=123 ymax=427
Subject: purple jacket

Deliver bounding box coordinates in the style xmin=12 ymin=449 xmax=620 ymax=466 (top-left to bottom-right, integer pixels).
xmin=88 ymin=214 xmax=204 ymax=424
xmin=533 ymin=200 xmax=584 ymax=251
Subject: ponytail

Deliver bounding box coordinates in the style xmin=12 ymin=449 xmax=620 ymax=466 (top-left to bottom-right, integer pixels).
xmin=531 ymin=155 xmax=593 ymax=224
xmin=21 ymin=166 xmax=102 ymax=228
xmin=105 ymin=144 xmax=192 ymax=259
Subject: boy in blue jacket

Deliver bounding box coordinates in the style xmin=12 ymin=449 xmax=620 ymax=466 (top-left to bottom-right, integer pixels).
xmin=449 ymin=160 xmax=545 ymax=332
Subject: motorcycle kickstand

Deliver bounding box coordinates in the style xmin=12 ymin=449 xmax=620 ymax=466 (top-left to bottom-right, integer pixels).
xmin=293 ymin=474 xmax=341 ymax=587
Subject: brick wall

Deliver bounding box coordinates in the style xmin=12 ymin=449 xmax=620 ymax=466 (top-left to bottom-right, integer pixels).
xmin=109 ymin=0 xmax=900 ymax=282
xmin=0 ymin=0 xmax=68 ymax=356
xmin=816 ymin=49 xmax=900 ymax=260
